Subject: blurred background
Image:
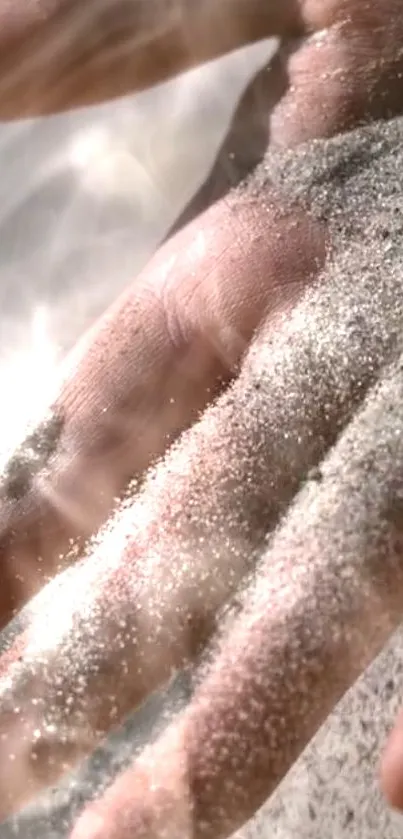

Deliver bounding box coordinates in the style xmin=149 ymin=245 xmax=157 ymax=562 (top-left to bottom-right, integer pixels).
xmin=1 ymin=34 xmax=403 ymax=839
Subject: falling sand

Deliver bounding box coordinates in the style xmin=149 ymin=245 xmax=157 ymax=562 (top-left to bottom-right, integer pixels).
xmin=2 ymin=115 xmax=403 ymax=836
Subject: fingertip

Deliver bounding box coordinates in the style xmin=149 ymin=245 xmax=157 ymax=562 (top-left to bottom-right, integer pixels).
xmin=71 ymin=808 xmax=107 ymax=839
xmin=380 ymin=715 xmax=403 ymax=811
xmin=70 ymin=727 xmax=191 ymax=839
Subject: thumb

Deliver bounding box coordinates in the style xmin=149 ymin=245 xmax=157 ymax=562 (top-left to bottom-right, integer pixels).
xmin=0 ymin=0 xmax=301 ymax=118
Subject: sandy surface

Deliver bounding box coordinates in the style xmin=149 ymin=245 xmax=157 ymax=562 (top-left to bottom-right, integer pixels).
xmin=1 ymin=38 xmax=403 ymax=839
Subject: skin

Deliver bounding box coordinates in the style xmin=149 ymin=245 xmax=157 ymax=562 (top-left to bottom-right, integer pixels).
xmin=0 ymin=0 xmax=402 ymax=832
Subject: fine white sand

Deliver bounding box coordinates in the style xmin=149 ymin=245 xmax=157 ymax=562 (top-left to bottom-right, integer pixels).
xmin=1 ymin=38 xmax=403 ymax=839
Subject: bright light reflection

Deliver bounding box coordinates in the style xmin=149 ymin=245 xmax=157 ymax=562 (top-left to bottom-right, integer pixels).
xmin=0 ymin=306 xmax=61 ymax=471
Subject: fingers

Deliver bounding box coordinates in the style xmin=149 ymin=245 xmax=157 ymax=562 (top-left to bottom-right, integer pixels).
xmin=0 ymin=181 xmax=324 ymax=628
xmin=1 ymin=0 xmax=400 ymax=622
xmin=70 ymin=351 xmax=403 ymax=839
xmin=0 ymin=0 xmax=301 ymax=117
xmin=0 ymin=0 xmax=401 ymax=629
xmin=0 ymin=117 xmax=402 ymax=814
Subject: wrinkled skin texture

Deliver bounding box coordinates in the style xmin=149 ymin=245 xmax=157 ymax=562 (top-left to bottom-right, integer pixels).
xmin=1 ymin=0 xmax=403 ymax=835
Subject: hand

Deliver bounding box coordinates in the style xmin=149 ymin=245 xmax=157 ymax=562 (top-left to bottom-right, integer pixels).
xmin=0 ymin=0 xmax=402 ymax=127
xmin=0 ymin=0 xmax=403 ymax=835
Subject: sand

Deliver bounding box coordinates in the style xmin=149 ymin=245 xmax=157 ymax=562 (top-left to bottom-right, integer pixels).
xmin=3 ymin=114 xmax=403 ymax=838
